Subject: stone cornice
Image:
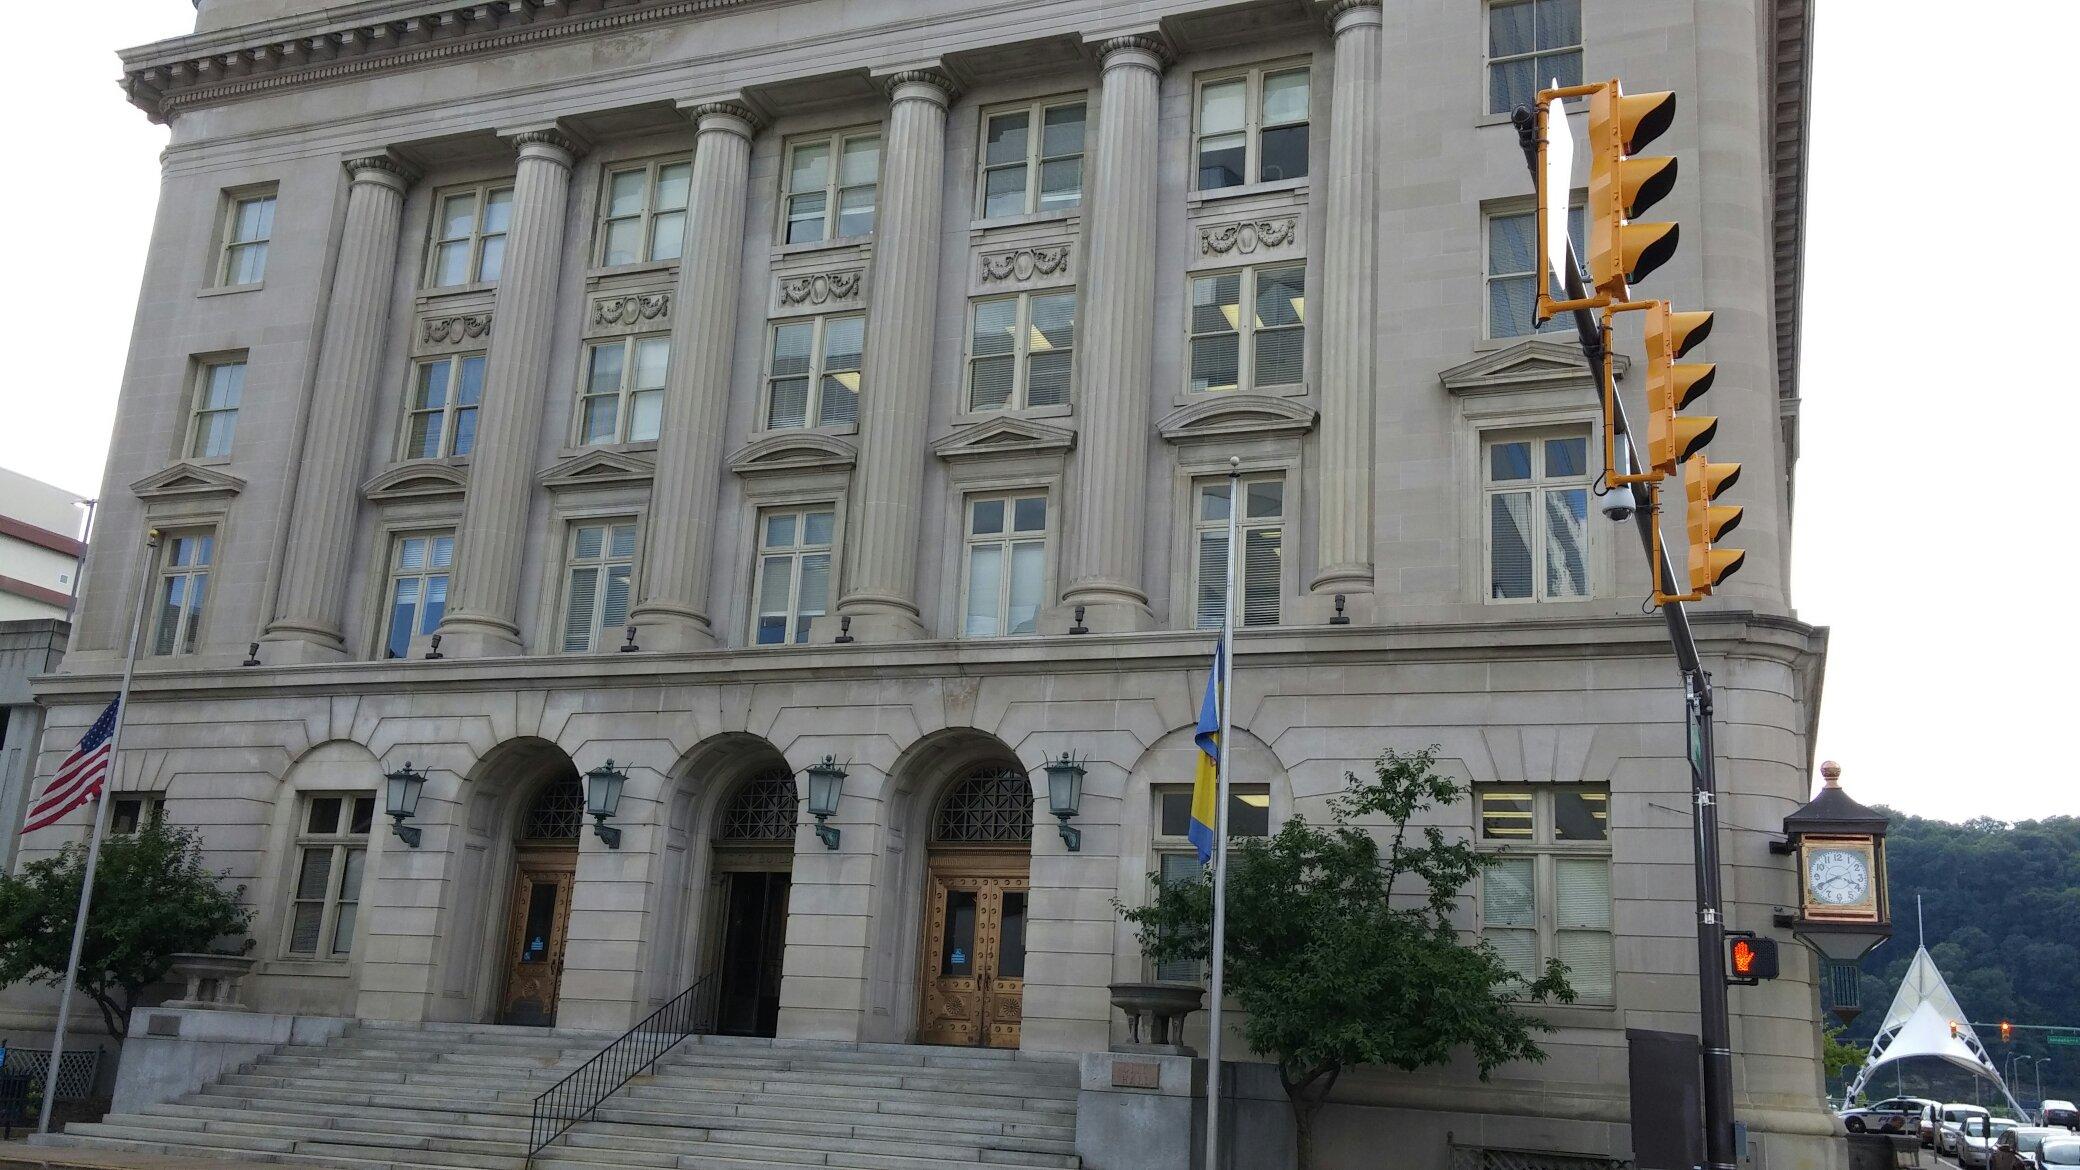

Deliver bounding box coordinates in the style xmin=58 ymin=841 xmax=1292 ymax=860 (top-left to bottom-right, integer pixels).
xmin=120 ymin=0 xmax=757 ymax=124
xmin=345 ymin=151 xmax=422 ymax=185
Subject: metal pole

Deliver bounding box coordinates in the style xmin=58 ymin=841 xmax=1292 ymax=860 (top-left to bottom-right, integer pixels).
xmin=1203 ymin=455 xmax=1242 ymax=1170
xmin=1512 ymin=106 xmax=1736 ymax=1170
xmin=37 ymin=529 xmax=157 ymax=1134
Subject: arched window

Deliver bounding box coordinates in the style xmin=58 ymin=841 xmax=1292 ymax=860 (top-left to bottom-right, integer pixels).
xmin=931 ymin=768 xmax=1033 ymax=844
xmin=718 ymin=772 xmax=798 ymax=842
xmin=521 ymin=775 xmax=585 ymax=841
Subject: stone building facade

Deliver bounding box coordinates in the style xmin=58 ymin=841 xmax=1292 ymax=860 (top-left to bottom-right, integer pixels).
xmin=14 ymin=0 xmax=1829 ymax=1166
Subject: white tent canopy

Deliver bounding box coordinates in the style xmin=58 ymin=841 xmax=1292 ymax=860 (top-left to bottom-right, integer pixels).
xmin=1846 ymin=946 xmax=2028 ymax=1119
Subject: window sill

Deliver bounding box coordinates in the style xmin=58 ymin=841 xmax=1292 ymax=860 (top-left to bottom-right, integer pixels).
xmin=181 ymin=454 xmax=236 ymax=469
xmin=558 ymin=440 xmax=660 ymax=459
xmin=416 ymin=280 xmax=498 ymax=302
xmin=197 ymin=282 xmax=263 ymax=299
xmin=754 ymin=422 xmax=860 ymax=440
xmin=953 ymin=403 xmax=1074 ymax=427
xmin=772 ymin=234 xmax=873 ymax=261
xmin=1186 ymin=177 xmax=1310 ymax=208
xmin=265 ymin=956 xmax=354 ymax=974
xmin=968 ymin=208 xmax=1081 ymax=236
xmin=586 ymin=260 xmax=679 ymax=282
xmin=1172 ymin=380 xmax=1310 ymax=407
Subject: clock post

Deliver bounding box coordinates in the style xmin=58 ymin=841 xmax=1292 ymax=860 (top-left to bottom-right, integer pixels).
xmin=1772 ymin=761 xmax=1893 ymax=1022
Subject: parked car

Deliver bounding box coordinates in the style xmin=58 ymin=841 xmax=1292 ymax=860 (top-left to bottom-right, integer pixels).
xmin=2044 ymin=1101 xmax=2080 ymax=1131
xmin=2039 ymin=1140 xmax=2080 ymax=1168
xmin=1961 ymin=1117 xmax=2022 ymax=1169
xmin=1840 ymin=1096 xmax=1937 ymax=1134
xmin=1944 ymin=1105 xmax=1996 ymax=1155
xmin=1991 ymin=1126 xmax=2068 ymax=1170
xmin=1920 ymin=1102 xmax=1946 ymax=1148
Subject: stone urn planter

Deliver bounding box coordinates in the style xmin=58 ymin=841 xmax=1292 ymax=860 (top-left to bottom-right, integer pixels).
xmin=1109 ymin=981 xmax=1206 ymax=1055
xmin=164 ymin=953 xmax=259 ymax=1011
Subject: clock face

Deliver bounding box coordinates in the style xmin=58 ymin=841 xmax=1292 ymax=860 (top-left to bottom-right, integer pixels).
xmin=1808 ymin=848 xmax=1871 ymax=906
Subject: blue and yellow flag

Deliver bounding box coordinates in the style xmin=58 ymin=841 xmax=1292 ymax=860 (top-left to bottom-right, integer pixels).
xmin=1189 ymin=638 xmax=1225 ymax=864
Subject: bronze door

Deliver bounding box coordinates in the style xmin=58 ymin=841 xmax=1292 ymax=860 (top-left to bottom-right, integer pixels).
xmin=918 ymin=856 xmax=1029 ymax=1048
xmin=497 ymin=849 xmax=576 ymax=1026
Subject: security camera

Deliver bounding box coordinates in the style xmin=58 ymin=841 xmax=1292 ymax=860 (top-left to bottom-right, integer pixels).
xmin=1601 ymin=488 xmax=1636 ymax=522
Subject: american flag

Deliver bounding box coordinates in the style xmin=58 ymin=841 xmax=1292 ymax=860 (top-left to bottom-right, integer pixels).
xmin=23 ymin=699 xmax=120 ymax=835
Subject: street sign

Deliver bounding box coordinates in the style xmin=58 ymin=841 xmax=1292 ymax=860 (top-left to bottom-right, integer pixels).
xmin=1542 ymin=94 xmax=1575 ymax=288
xmin=2049 ymin=1034 xmax=2080 ymax=1047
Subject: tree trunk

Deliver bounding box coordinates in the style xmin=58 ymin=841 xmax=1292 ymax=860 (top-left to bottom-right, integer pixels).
xmin=86 ymin=985 xmax=128 ymax=1040
xmin=1279 ymin=1064 xmax=1341 ymax=1170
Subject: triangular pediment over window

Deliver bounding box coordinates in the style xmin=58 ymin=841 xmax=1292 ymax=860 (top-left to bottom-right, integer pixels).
xmin=130 ymin=461 xmax=246 ymax=502
xmin=362 ymin=461 xmax=468 ymax=503
xmin=1157 ymin=394 xmax=1316 ymax=445
xmin=930 ymin=417 xmax=1076 ymax=462
xmin=726 ymin=432 xmax=858 ymax=478
xmin=1439 ymin=339 xmax=1629 ymax=397
xmin=538 ymin=448 xmax=656 ymax=492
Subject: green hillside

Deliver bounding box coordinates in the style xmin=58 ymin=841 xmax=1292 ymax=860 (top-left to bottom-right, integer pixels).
xmin=1833 ymin=810 xmax=2080 ymax=1108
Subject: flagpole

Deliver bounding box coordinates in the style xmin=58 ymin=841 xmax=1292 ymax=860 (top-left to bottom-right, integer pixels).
xmin=1204 ymin=456 xmax=1242 ymax=1170
xmin=38 ymin=528 xmax=158 ymax=1135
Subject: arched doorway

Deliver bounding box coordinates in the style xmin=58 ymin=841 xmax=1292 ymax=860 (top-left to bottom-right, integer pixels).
xmin=710 ymin=770 xmax=796 ymax=1037
xmin=497 ymin=771 xmax=583 ymax=1026
xmin=919 ymin=766 xmax=1033 ymax=1048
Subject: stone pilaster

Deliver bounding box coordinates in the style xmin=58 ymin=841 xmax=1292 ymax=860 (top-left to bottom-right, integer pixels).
xmin=1058 ymin=36 xmax=1168 ymax=633
xmin=261 ymin=153 xmax=418 ymax=662
xmin=1311 ymin=0 xmax=1382 ymax=603
xmin=629 ymin=101 xmax=761 ymax=652
xmin=436 ymin=126 xmax=586 ymax=657
xmin=835 ymin=69 xmax=957 ymax=642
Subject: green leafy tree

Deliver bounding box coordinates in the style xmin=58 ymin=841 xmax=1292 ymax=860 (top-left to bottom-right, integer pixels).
xmin=1120 ymin=748 xmax=1573 ymax=1170
xmin=1824 ymin=1024 xmax=1868 ymax=1094
xmin=0 ymin=820 xmax=251 ymax=1039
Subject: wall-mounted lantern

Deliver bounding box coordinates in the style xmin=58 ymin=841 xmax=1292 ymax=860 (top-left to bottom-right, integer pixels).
xmin=804 ymin=755 xmax=846 ymax=850
xmin=1043 ymin=752 xmax=1086 ymax=852
xmin=384 ymin=763 xmax=427 ymax=848
xmin=584 ymin=759 xmax=627 ymax=849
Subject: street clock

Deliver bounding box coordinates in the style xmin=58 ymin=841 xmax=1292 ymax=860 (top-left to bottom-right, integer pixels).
xmin=1773 ymin=760 xmax=1892 ymax=962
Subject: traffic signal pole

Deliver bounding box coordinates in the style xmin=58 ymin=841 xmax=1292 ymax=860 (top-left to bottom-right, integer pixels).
xmin=1513 ymin=105 xmax=1739 ymax=1170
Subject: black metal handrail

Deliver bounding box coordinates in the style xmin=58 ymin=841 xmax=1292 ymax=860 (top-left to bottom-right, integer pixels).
xmin=525 ymin=972 xmax=720 ymax=1165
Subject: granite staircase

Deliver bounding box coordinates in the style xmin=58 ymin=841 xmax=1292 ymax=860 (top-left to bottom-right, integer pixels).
xmin=33 ymin=1020 xmax=1082 ymax=1170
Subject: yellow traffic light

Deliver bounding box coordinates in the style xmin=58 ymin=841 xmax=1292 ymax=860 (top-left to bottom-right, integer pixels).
xmin=1644 ymin=300 xmax=1718 ymax=476
xmin=1684 ymin=455 xmax=1744 ymax=595
xmin=1587 ymin=83 xmax=1679 ymax=299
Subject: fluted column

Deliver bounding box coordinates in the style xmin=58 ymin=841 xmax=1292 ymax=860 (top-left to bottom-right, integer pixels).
xmin=437 ymin=126 xmax=586 ymax=657
xmin=1312 ymin=0 xmax=1382 ymax=601
xmin=1060 ymin=36 xmax=1168 ymax=633
xmin=263 ymin=153 xmax=418 ymax=663
xmin=629 ymin=101 xmax=760 ymax=652
xmin=836 ymin=69 xmax=956 ymax=642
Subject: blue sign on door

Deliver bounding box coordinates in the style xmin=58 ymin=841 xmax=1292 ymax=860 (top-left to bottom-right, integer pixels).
xmin=951 ymin=947 xmax=967 ymax=967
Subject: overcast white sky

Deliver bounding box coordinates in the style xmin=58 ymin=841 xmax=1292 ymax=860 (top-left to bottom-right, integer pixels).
xmin=3 ymin=3 xmax=2072 ymax=821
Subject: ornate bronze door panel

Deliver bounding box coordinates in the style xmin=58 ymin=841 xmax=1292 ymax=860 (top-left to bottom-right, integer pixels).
xmin=919 ymin=854 xmax=1028 ymax=1049
xmin=498 ymin=848 xmax=576 ymax=1026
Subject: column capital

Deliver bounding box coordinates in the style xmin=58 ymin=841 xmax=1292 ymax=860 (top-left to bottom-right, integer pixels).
xmin=1317 ymin=0 xmax=1384 ymax=31
xmin=500 ymin=121 xmax=590 ymax=166
xmin=1089 ymin=31 xmax=1174 ymax=71
xmin=874 ymin=65 xmax=961 ymax=105
xmin=680 ymin=97 xmax=765 ymax=139
xmin=342 ymin=151 xmax=420 ymax=189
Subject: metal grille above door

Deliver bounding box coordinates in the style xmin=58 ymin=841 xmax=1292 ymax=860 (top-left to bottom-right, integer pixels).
xmin=719 ymin=772 xmax=798 ymax=842
xmin=932 ymin=768 xmax=1034 ymax=844
xmin=522 ymin=776 xmax=585 ymax=841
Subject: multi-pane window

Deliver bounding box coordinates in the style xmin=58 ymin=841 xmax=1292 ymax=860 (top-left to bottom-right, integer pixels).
xmin=382 ymin=533 xmax=454 ymax=660
xmin=1477 ymin=784 xmax=1612 ymax=1002
xmin=1193 ymin=475 xmax=1283 ymax=629
xmin=967 ymin=293 xmax=1076 ymax=412
xmin=561 ymin=520 xmax=636 ymax=653
xmin=218 ymin=191 xmax=275 ymax=286
xmin=765 ymin=315 xmax=863 ymax=429
xmin=109 ymin=795 xmax=165 ymax=835
xmin=285 ymin=794 xmax=374 ymax=959
xmin=1488 ymin=0 xmax=1583 ymax=117
xmin=1188 ymin=265 xmax=1306 ymax=394
xmin=979 ymin=100 xmax=1086 ymax=218
xmin=782 ymin=131 xmax=880 ymax=244
xmin=1151 ymin=784 xmax=1270 ymax=980
xmin=962 ymin=493 xmax=1048 ymax=638
xmin=1487 ymin=206 xmax=1586 ymax=337
xmin=752 ymin=506 xmax=835 ymax=645
xmin=1485 ymin=431 xmax=1591 ymax=602
xmin=1195 ymin=66 xmax=1310 ymax=191
xmin=426 ymin=183 xmax=513 ymax=287
xmin=578 ymin=336 xmax=668 ymax=445
xmin=187 ymin=360 xmax=245 ymax=459
xmin=151 ymin=532 xmax=213 ymax=657
xmin=597 ymin=158 xmax=692 ymax=267
xmin=403 ymin=354 xmax=484 ymax=459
